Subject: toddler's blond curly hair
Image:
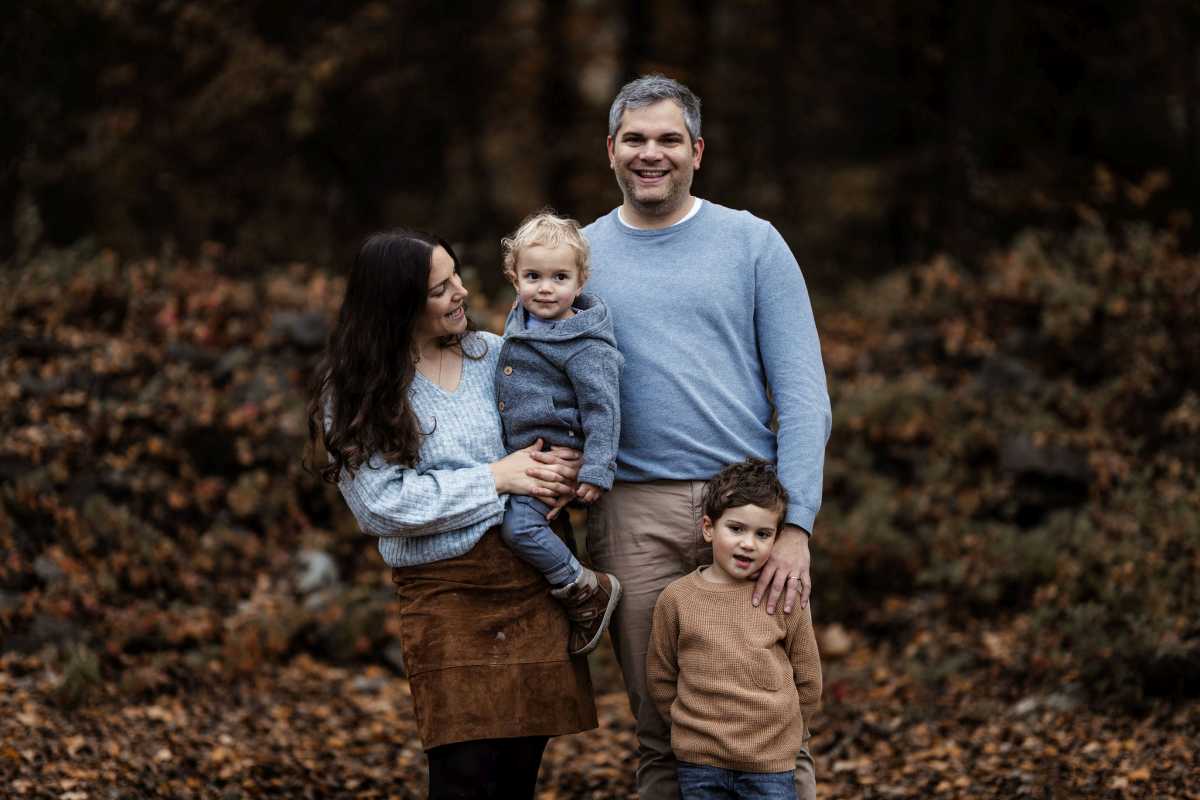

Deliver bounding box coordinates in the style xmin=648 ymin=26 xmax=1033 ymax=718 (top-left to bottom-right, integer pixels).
xmin=500 ymin=210 xmax=591 ymax=284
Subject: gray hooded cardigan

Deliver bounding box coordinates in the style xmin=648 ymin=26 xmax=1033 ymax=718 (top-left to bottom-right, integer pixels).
xmin=496 ymin=292 xmax=624 ymax=490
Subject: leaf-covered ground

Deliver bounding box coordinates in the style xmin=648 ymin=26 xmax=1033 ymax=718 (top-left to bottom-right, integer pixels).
xmin=4 ymin=641 xmax=1198 ymax=798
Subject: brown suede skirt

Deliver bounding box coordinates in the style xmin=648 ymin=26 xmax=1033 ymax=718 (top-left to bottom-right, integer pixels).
xmin=390 ymin=527 xmax=598 ymax=750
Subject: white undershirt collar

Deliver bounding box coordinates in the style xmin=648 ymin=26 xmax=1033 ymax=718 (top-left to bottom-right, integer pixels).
xmin=617 ymin=197 xmax=703 ymax=230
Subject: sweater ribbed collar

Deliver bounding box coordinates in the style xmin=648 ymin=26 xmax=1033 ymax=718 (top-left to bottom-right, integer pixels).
xmin=686 ymin=567 xmax=759 ymax=594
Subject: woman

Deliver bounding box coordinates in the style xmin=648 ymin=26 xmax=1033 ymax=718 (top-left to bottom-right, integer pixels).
xmin=307 ymin=230 xmax=597 ymax=798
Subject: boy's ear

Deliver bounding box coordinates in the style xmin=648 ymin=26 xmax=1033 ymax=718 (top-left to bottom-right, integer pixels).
xmin=700 ymin=515 xmax=715 ymax=543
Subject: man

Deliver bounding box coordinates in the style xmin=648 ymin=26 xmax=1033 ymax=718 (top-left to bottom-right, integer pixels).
xmin=583 ymin=75 xmax=832 ymax=800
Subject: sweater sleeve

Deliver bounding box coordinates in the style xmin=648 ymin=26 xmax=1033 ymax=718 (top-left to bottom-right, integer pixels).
xmin=338 ymin=457 xmax=505 ymax=539
xmin=754 ymin=224 xmax=832 ymax=533
xmin=646 ymin=589 xmax=681 ymax=723
xmin=785 ymin=605 xmax=823 ymax=731
xmin=563 ymin=343 xmax=622 ymax=489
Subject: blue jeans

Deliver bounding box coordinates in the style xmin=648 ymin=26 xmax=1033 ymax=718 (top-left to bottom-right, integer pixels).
xmin=677 ymin=762 xmax=797 ymax=800
xmin=500 ymin=496 xmax=582 ymax=588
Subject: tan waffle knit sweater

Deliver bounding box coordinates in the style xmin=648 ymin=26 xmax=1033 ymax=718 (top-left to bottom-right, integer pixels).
xmin=646 ymin=569 xmax=822 ymax=773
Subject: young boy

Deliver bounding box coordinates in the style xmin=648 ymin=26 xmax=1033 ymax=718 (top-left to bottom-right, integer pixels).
xmin=495 ymin=210 xmax=623 ymax=656
xmin=646 ymin=458 xmax=823 ymax=799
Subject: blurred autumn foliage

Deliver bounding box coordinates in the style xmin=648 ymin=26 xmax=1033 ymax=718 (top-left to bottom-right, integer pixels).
xmin=817 ymin=201 xmax=1200 ymax=706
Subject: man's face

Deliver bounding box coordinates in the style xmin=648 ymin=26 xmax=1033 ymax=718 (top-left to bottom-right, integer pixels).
xmin=606 ymin=100 xmax=704 ymax=225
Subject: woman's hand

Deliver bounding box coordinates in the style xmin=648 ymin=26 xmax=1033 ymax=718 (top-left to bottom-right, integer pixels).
xmin=529 ymin=445 xmax=582 ymax=483
xmin=531 ymin=445 xmax=583 ymax=520
xmin=489 ymin=440 xmax=576 ymax=499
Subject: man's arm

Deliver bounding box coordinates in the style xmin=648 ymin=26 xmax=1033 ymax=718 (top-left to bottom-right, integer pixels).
xmin=750 ymin=223 xmax=832 ymax=614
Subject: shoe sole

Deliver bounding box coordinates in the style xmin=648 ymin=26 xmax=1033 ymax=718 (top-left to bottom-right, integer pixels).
xmin=571 ymin=574 xmax=622 ymax=657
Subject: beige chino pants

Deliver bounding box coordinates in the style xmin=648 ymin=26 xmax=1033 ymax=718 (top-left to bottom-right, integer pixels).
xmin=588 ymin=480 xmax=816 ymax=800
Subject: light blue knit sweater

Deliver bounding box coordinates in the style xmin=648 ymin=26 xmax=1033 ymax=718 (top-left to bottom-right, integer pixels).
xmin=337 ymin=332 xmax=509 ymax=566
xmin=583 ymin=201 xmax=832 ymax=533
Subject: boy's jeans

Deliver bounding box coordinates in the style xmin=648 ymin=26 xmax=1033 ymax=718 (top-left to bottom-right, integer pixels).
xmin=500 ymin=496 xmax=583 ymax=588
xmin=677 ymin=762 xmax=797 ymax=800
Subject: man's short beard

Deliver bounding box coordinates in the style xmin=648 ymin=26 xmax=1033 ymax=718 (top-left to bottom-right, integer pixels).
xmin=622 ymin=179 xmax=688 ymax=219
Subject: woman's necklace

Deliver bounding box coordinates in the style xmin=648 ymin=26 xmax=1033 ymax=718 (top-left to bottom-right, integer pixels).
xmin=417 ymin=343 xmax=453 ymax=388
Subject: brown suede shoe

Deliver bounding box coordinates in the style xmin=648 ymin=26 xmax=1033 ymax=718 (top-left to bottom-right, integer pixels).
xmin=550 ymin=567 xmax=622 ymax=656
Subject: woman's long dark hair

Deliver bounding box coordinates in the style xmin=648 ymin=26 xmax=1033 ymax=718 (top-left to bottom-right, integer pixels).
xmin=307 ymin=229 xmax=474 ymax=483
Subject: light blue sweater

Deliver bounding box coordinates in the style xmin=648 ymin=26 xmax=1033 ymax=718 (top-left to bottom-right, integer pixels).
xmin=583 ymin=202 xmax=831 ymax=532
xmin=337 ymin=332 xmax=509 ymax=566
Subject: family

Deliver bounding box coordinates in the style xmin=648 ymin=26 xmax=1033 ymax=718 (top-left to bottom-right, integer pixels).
xmin=307 ymin=75 xmax=832 ymax=799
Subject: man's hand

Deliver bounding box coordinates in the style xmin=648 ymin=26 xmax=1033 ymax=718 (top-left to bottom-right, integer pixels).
xmin=751 ymin=524 xmax=811 ymax=614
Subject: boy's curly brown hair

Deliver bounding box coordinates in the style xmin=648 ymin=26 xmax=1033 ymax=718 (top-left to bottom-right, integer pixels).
xmin=701 ymin=457 xmax=789 ymax=523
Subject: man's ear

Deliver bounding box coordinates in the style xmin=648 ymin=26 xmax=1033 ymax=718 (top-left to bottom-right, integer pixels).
xmin=700 ymin=515 xmax=715 ymax=543
xmin=606 ymin=135 xmax=616 ymax=169
xmin=691 ymin=136 xmax=705 ymax=170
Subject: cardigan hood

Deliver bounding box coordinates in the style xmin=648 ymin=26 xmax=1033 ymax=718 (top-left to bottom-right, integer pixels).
xmin=502 ymin=292 xmax=618 ymax=352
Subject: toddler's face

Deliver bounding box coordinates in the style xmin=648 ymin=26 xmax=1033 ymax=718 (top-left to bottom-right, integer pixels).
xmin=513 ymin=243 xmax=584 ymax=321
xmin=701 ymin=503 xmax=781 ymax=584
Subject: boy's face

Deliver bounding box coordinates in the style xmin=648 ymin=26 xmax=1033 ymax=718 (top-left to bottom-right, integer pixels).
xmin=701 ymin=503 xmax=782 ymax=584
xmin=512 ymin=243 xmax=584 ymax=322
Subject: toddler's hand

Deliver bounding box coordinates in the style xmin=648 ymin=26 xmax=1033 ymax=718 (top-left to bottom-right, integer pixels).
xmin=576 ymin=482 xmax=602 ymax=504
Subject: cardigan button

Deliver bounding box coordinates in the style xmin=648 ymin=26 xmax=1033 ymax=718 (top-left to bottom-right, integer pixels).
xmin=497 ymin=401 xmax=505 ymax=411
xmin=503 ymin=366 xmax=513 ymax=375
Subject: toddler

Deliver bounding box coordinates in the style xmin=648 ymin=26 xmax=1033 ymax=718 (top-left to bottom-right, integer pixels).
xmin=647 ymin=458 xmax=822 ymax=799
xmin=496 ymin=211 xmax=623 ymax=656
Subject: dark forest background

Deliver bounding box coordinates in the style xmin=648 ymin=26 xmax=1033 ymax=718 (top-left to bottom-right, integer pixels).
xmin=3 ymin=2 xmax=1200 ymax=797
xmin=5 ymin=0 xmax=1200 ymax=290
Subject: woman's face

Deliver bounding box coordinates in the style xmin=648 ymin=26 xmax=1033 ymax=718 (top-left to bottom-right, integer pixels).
xmin=414 ymin=246 xmax=469 ymax=342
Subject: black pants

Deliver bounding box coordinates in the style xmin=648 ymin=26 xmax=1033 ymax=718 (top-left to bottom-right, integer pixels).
xmin=426 ymin=735 xmax=549 ymax=799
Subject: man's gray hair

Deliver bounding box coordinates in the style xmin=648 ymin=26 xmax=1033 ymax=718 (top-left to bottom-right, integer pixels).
xmin=607 ymin=74 xmax=702 ymax=142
